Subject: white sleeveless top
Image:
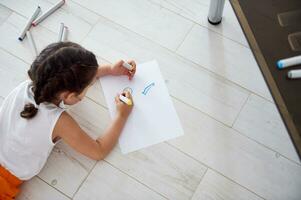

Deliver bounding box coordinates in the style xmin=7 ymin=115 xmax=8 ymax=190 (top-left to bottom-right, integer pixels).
xmin=0 ymin=80 xmax=65 ymax=180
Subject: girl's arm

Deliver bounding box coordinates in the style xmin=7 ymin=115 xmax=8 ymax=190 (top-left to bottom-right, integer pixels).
xmin=53 ymin=92 xmax=133 ymax=160
xmin=96 ymin=60 xmax=136 ymax=79
xmin=96 ymin=64 xmax=112 ymax=78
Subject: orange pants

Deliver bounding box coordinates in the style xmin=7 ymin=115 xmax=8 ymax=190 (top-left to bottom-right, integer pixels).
xmin=0 ymin=165 xmax=23 ymax=200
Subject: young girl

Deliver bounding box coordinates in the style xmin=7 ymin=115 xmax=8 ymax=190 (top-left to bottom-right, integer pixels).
xmin=0 ymin=42 xmax=136 ymax=199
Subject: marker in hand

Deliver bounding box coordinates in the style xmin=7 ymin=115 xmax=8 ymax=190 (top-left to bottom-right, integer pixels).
xmin=122 ymin=62 xmax=133 ymax=71
xmin=119 ymin=94 xmax=132 ymax=106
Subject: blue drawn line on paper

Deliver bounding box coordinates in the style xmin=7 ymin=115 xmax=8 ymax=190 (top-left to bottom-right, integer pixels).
xmin=123 ymin=87 xmax=133 ymax=94
xmin=142 ymin=82 xmax=155 ymax=95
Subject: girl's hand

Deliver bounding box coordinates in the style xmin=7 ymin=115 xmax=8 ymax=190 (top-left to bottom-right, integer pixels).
xmin=115 ymin=91 xmax=133 ymax=119
xmin=110 ymin=60 xmax=136 ymax=80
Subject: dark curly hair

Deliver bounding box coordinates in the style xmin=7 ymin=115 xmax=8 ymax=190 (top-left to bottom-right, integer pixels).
xmin=20 ymin=42 xmax=98 ymax=119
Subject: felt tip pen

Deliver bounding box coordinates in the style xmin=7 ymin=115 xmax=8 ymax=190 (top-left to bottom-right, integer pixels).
xmin=287 ymin=69 xmax=301 ymax=79
xmin=18 ymin=6 xmax=41 ymax=41
xmin=32 ymin=0 xmax=65 ymax=26
xmin=122 ymin=62 xmax=133 ymax=71
xmin=277 ymin=55 xmax=301 ymax=69
xmin=119 ymin=94 xmax=132 ymax=106
xmin=58 ymin=23 xmax=64 ymax=42
xmin=26 ymin=30 xmax=38 ymax=56
xmin=61 ymin=26 xmax=68 ymax=42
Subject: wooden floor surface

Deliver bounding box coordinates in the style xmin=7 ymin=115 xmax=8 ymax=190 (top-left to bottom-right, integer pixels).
xmin=0 ymin=0 xmax=300 ymax=199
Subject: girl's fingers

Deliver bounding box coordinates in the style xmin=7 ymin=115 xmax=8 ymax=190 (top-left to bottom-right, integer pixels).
xmin=127 ymin=72 xmax=131 ymax=80
xmin=115 ymin=94 xmax=121 ymax=103
xmin=124 ymin=91 xmax=132 ymax=99
xmin=128 ymin=60 xmax=136 ymax=68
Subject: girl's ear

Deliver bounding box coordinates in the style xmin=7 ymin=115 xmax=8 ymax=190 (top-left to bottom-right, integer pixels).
xmin=66 ymin=92 xmax=78 ymax=100
xmin=58 ymin=91 xmax=71 ymax=101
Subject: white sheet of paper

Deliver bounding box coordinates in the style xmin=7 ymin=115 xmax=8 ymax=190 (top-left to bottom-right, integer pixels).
xmin=100 ymin=60 xmax=184 ymax=154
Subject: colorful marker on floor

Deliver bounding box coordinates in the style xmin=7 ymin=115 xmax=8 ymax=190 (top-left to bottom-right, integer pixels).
xmin=32 ymin=0 xmax=65 ymax=26
xmin=119 ymin=94 xmax=132 ymax=106
xmin=288 ymin=69 xmax=301 ymax=79
xmin=61 ymin=26 xmax=68 ymax=42
xmin=18 ymin=6 xmax=41 ymax=41
xmin=58 ymin=23 xmax=68 ymax=42
xmin=58 ymin=23 xmax=64 ymax=42
xmin=277 ymin=55 xmax=301 ymax=69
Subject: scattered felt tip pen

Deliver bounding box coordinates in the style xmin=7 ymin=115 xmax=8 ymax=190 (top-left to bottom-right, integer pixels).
xmin=32 ymin=0 xmax=65 ymax=26
xmin=287 ymin=69 xmax=301 ymax=79
xmin=58 ymin=23 xmax=68 ymax=42
xmin=61 ymin=26 xmax=68 ymax=42
xmin=119 ymin=94 xmax=132 ymax=106
xmin=18 ymin=6 xmax=41 ymax=41
xmin=58 ymin=23 xmax=64 ymax=42
xmin=277 ymin=55 xmax=301 ymax=69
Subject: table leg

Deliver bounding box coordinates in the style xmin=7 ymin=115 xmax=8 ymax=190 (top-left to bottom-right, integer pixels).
xmin=208 ymin=0 xmax=225 ymax=25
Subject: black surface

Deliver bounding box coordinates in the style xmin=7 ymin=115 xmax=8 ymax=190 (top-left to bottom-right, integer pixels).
xmin=231 ymin=0 xmax=301 ymax=158
xmin=208 ymin=18 xmax=222 ymax=25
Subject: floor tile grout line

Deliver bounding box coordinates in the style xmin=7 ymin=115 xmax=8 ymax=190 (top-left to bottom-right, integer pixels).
xmin=230 ymin=93 xmax=301 ymax=165
xmin=164 ymin=5 xmax=249 ymax=48
xmin=188 ymin=166 xmax=209 ymax=200
xmin=69 ymin=0 xmax=249 ymax=49
xmin=231 ymin=127 xmax=301 ymax=166
xmin=36 ymin=176 xmax=72 ymax=199
xmin=0 ymin=8 xmax=274 ymax=105
xmin=164 ymin=142 xmax=267 ymax=200
xmin=43 ymin=0 xmax=99 ymax=27
xmin=68 ymin=0 xmax=250 ymax=52
xmin=169 ymin=93 xmax=301 ymax=166
xmin=103 ymin=160 xmax=169 ymax=200
xmin=0 ymin=46 xmax=31 ymax=66
xmin=0 ymin=9 xmax=13 ymax=26
xmin=78 ymin=24 xmax=94 ymax=44
xmin=155 ymin=0 xmax=249 ymax=48
xmin=231 ymin=92 xmax=251 ymax=128
xmin=71 ymin=161 xmax=98 ymax=199
xmin=173 ymin=52 xmax=274 ymax=104
xmin=175 ymin=23 xmax=195 ymax=52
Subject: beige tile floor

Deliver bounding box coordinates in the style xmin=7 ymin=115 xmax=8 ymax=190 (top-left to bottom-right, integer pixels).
xmin=0 ymin=0 xmax=300 ymax=199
